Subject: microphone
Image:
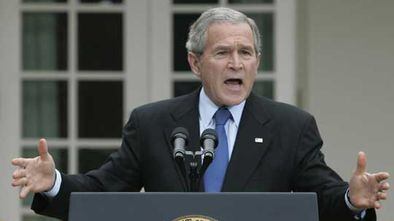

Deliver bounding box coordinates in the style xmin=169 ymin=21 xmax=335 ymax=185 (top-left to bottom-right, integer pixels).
xmin=171 ymin=127 xmax=189 ymax=161
xmin=171 ymin=127 xmax=189 ymax=187
xmin=200 ymin=128 xmax=218 ymax=169
xmin=200 ymin=128 xmax=218 ymax=159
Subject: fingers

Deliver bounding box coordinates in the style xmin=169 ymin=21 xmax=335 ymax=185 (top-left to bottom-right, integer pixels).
xmin=12 ymin=167 xmax=26 ymax=179
xmin=12 ymin=177 xmax=33 ymax=199
xmin=377 ymin=191 xmax=388 ymax=200
xmin=380 ymin=181 xmax=390 ymax=191
xmin=376 ymin=181 xmax=390 ymax=201
xmin=12 ymin=177 xmax=27 ymax=187
xmin=375 ymin=172 xmax=390 ymax=183
xmin=11 ymin=158 xmax=28 ymax=168
xmin=19 ymin=185 xmax=31 ymax=199
xmin=374 ymin=181 xmax=390 ymax=208
xmin=38 ymin=138 xmax=49 ymax=160
xmin=355 ymin=151 xmax=367 ymax=175
xmin=13 ymin=177 xmax=32 ymax=198
xmin=12 ymin=138 xmax=49 ymax=166
xmin=374 ymin=201 xmax=381 ymax=209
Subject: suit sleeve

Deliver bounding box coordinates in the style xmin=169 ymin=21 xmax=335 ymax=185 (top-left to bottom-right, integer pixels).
xmin=31 ymin=110 xmax=144 ymax=220
xmin=293 ymin=116 xmax=376 ymax=221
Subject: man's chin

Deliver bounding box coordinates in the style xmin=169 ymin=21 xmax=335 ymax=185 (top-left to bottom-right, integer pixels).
xmin=220 ymin=96 xmax=246 ymax=107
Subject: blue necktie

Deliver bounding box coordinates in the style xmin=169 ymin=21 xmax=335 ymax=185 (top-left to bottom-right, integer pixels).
xmin=204 ymin=107 xmax=232 ymax=192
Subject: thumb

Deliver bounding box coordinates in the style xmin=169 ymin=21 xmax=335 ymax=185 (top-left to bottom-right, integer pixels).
xmin=355 ymin=151 xmax=367 ymax=175
xmin=38 ymin=138 xmax=49 ymax=160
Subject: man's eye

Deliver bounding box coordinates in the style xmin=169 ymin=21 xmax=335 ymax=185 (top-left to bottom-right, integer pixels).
xmin=241 ymin=50 xmax=253 ymax=56
xmin=216 ymin=51 xmax=227 ymax=55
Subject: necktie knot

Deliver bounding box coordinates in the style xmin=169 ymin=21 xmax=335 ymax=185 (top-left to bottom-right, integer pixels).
xmin=214 ymin=107 xmax=232 ymax=126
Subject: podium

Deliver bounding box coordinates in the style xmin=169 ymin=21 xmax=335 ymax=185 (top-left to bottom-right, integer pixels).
xmin=69 ymin=192 xmax=318 ymax=221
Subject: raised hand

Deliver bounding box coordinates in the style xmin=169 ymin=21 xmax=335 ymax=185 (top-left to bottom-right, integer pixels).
xmin=349 ymin=151 xmax=390 ymax=209
xmin=11 ymin=138 xmax=56 ymax=198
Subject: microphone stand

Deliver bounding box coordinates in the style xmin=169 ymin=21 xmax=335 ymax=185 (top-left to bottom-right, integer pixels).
xmin=172 ymin=128 xmax=216 ymax=192
xmin=181 ymin=150 xmax=212 ymax=192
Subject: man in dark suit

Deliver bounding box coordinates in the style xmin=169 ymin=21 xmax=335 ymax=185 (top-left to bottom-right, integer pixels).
xmin=11 ymin=7 xmax=389 ymax=221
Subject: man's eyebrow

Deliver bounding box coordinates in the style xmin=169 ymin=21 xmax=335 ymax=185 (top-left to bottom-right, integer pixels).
xmin=238 ymin=45 xmax=254 ymax=50
xmin=213 ymin=45 xmax=232 ymax=51
xmin=214 ymin=44 xmax=254 ymax=50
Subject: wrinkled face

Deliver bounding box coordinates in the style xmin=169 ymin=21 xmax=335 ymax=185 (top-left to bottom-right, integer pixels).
xmin=188 ymin=22 xmax=260 ymax=106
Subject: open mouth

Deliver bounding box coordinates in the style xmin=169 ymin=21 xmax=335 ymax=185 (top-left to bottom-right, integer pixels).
xmin=224 ymin=78 xmax=243 ymax=85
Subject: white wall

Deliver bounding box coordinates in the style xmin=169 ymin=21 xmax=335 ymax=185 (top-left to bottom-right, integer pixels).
xmin=0 ymin=0 xmax=21 ymax=220
xmin=301 ymin=0 xmax=394 ymax=220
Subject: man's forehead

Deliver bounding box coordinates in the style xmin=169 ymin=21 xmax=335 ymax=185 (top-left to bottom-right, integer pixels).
xmin=205 ymin=23 xmax=254 ymax=45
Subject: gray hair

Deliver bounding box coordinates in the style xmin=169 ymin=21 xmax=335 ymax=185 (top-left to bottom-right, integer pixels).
xmin=186 ymin=7 xmax=261 ymax=56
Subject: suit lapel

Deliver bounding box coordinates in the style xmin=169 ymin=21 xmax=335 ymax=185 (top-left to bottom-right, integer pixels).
xmin=222 ymin=93 xmax=273 ymax=191
xmin=163 ymin=89 xmax=201 ymax=191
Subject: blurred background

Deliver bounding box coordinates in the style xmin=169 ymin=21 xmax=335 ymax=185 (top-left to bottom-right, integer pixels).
xmin=1 ymin=0 xmax=393 ymax=220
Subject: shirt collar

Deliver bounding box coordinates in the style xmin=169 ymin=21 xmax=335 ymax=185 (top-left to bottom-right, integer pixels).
xmin=199 ymin=88 xmax=245 ymax=128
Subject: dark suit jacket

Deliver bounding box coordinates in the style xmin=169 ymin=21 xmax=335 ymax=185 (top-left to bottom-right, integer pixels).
xmin=32 ymin=89 xmax=376 ymax=221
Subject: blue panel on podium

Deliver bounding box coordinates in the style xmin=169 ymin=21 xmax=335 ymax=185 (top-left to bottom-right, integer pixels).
xmin=69 ymin=192 xmax=318 ymax=221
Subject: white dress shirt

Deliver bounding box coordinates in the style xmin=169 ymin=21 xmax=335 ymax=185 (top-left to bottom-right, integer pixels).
xmin=198 ymin=87 xmax=245 ymax=160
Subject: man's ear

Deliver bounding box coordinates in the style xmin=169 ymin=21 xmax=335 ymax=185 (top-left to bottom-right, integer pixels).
xmin=187 ymin=52 xmax=201 ymax=77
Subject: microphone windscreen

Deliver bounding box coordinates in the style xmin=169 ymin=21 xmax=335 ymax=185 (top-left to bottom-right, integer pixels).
xmin=200 ymin=128 xmax=218 ymax=148
xmin=171 ymin=127 xmax=189 ymax=143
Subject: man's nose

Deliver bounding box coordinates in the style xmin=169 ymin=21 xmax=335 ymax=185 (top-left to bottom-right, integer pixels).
xmin=228 ymin=52 xmax=243 ymax=70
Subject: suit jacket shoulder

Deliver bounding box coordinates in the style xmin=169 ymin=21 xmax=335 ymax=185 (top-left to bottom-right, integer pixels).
xmin=246 ymin=93 xmax=313 ymax=127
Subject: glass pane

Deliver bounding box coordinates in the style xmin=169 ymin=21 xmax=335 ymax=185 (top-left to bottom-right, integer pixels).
xmin=173 ymin=14 xmax=200 ymax=72
xmin=173 ymin=81 xmax=201 ymax=97
xmin=78 ymin=13 xmax=123 ymax=71
xmin=80 ymin=0 xmax=122 ymax=3
xmin=23 ymin=0 xmax=67 ymax=3
xmin=173 ymin=0 xmax=218 ymax=3
xmin=247 ymin=13 xmax=274 ymax=71
xmin=23 ymin=215 xmax=61 ymax=221
xmin=229 ymin=0 xmax=273 ymax=3
xmin=22 ymin=147 xmax=68 ymax=206
xmin=23 ymin=13 xmax=67 ymax=71
xmin=253 ymin=81 xmax=274 ymax=99
xmin=22 ymin=81 xmax=68 ymax=138
xmin=78 ymin=148 xmax=115 ymax=173
xmin=78 ymin=81 xmax=123 ymax=138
